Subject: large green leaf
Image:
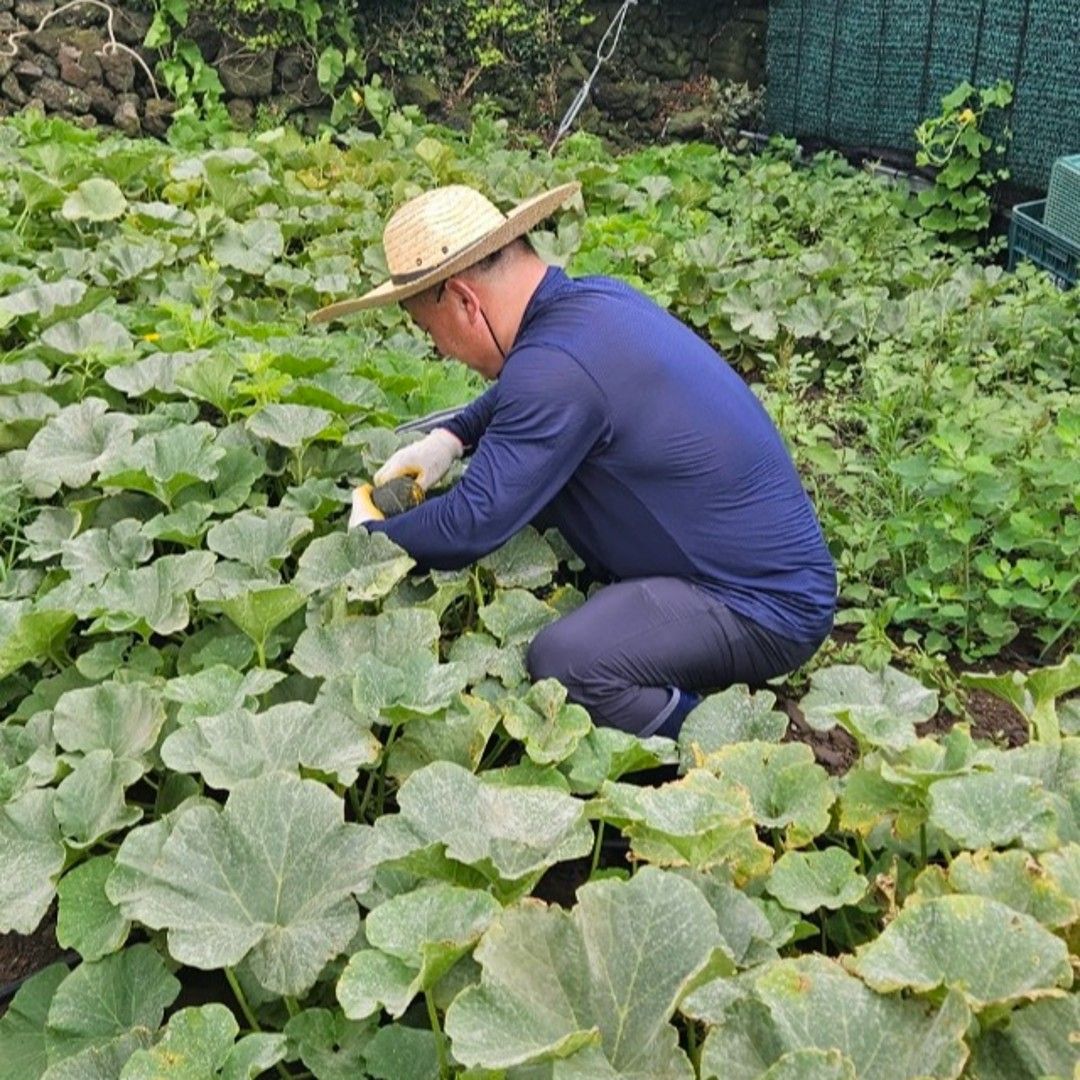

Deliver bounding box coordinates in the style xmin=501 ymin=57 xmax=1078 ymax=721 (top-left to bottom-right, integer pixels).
xmin=59 ymin=521 xmax=152 ymax=586
xmin=0 ymin=278 xmax=86 ymax=318
xmin=101 ymin=424 xmax=226 ymax=506
xmin=500 ymin=678 xmax=592 ymax=765
xmin=163 ymin=665 xmax=285 ymax=724
xmin=927 ymin=770 xmax=1064 ymax=851
xmin=337 ymin=884 xmax=500 ymax=1019
xmin=478 ymin=588 xmax=558 ymax=645
xmin=247 ymin=403 xmax=334 ymax=448
xmin=62 ymin=178 xmax=128 ymax=222
xmin=56 ymin=855 xmax=130 ymax=962
xmin=53 ymin=749 xmax=143 ymax=848
xmin=205 ymin=508 xmax=314 ymax=573
xmin=698 ymin=956 xmax=970 ymax=1080
xmin=0 ymin=963 xmax=69 ymax=1080
xmin=107 ymin=773 xmax=369 ymax=995
xmin=90 ymin=551 xmax=217 ymax=637
xmin=765 ymin=849 xmax=868 ymax=913
xmin=294 ymin=528 xmax=415 ymax=602
xmin=0 ymin=601 xmax=75 ymax=680
xmin=847 ymin=895 xmax=1073 ymax=1009
xmin=119 ymin=1004 xmax=287 ymax=1080
xmin=363 ymin=761 xmax=593 ymax=900
xmin=559 ymin=725 xmax=678 ymax=795
xmin=385 ymin=693 xmax=501 ymax=783
xmin=478 ymin=527 xmax=559 ymax=589
xmin=44 ymin=944 xmax=180 ymax=1064
xmin=964 ymin=994 xmax=1080 ymax=1080
xmin=673 ymin=868 xmax=778 ymax=971
xmin=445 ymin=867 xmax=722 ymax=1077
xmin=698 ymin=741 xmax=834 ymax=847
xmin=40 ymin=312 xmax=132 ymax=357
xmin=800 ymin=665 xmax=937 ymax=752
xmin=209 ymin=584 xmax=308 ymax=662
xmin=104 ymin=350 xmax=207 ymax=398
xmin=0 ymin=788 xmax=65 ymax=933
xmin=589 ymin=769 xmax=772 ymax=880
xmin=53 ymin=681 xmax=166 ymax=763
xmin=914 ymin=846 xmax=1080 ymax=930
xmin=22 ymin=399 xmax=138 ymax=495
xmin=213 ymin=219 xmax=285 ymax=275
xmin=363 ymin=1024 xmax=440 ymax=1080
xmin=291 ymin=609 xmax=442 ymax=679
xmin=678 ymin=686 xmax=789 ymax=769
xmin=161 ymin=700 xmax=379 ymax=788
xmin=447 ymin=631 xmax=527 ymax=688
xmin=351 ymin=649 xmax=470 ymax=720
xmin=284 ymin=1008 xmax=376 ymax=1080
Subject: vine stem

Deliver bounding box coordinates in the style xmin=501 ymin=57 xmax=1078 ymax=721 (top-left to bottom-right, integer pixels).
xmin=0 ymin=0 xmax=160 ymax=98
xmin=589 ymin=821 xmax=605 ymax=877
xmin=225 ymin=967 xmax=260 ymax=1030
xmin=425 ymin=990 xmax=451 ymax=1079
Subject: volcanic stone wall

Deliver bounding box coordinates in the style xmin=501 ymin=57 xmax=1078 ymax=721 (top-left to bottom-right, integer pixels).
xmin=0 ymin=0 xmax=769 ymax=139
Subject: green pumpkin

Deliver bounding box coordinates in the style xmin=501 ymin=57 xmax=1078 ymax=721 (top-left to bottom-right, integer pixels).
xmin=371 ymin=476 xmax=426 ymax=517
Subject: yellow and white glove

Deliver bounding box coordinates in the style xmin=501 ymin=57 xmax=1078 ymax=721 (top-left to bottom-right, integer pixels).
xmin=374 ymin=428 xmax=463 ymax=491
xmin=348 ymin=484 xmax=384 ymax=530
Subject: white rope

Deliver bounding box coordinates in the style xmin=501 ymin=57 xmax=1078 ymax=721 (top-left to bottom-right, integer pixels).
xmin=0 ymin=0 xmax=160 ymax=98
xmin=549 ymin=0 xmax=639 ymax=152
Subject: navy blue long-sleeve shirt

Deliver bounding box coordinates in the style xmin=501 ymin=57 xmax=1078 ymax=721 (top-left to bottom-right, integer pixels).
xmin=370 ymin=267 xmax=836 ymax=643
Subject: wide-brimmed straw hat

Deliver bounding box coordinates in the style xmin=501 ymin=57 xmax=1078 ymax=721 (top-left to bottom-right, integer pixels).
xmin=309 ymin=181 xmax=581 ymax=323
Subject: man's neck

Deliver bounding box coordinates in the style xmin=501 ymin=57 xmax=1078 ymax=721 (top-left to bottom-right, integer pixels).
xmin=496 ymin=256 xmax=550 ymax=352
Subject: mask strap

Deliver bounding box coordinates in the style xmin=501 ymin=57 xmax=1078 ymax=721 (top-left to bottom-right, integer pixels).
xmin=480 ymin=306 xmax=506 ymax=361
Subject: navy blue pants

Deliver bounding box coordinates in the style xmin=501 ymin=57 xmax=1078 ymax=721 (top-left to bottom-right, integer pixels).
xmin=526 ymin=577 xmax=823 ymax=738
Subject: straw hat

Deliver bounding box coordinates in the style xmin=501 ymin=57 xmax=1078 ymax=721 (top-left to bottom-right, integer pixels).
xmin=309 ymin=181 xmax=581 ymax=323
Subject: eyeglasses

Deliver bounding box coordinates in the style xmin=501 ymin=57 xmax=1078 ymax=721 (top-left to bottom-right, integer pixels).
xmin=435 ymin=280 xmax=448 ymax=304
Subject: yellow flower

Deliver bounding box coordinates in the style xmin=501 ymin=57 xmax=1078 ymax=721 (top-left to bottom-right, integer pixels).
xmin=142 ymin=332 xmax=161 ymax=342
xmin=959 ymin=108 xmax=976 ymax=125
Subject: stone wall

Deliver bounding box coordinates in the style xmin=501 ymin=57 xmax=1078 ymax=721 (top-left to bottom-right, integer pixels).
xmin=0 ymin=0 xmax=768 ymax=140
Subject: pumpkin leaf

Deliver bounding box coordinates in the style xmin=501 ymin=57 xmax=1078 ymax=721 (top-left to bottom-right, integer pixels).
xmin=590 ymin=770 xmax=772 ymax=881
xmin=478 ymin=588 xmax=558 ymax=646
xmin=800 ymin=665 xmax=937 ymax=752
xmin=697 ymin=741 xmax=834 ymax=847
xmin=161 ymin=700 xmax=379 ymax=789
xmin=363 ymin=761 xmax=593 ymax=900
xmin=499 ymin=677 xmax=592 ymax=765
xmin=479 ymin=527 xmax=559 ymax=589
xmin=847 ymin=895 xmax=1073 ymax=1010
xmin=337 ymin=884 xmax=499 ymax=1019
xmin=678 ymin=685 xmax=789 ymax=769
xmin=22 ymin=399 xmax=138 ymax=496
xmin=119 ymin=1003 xmax=287 ymax=1080
xmin=56 ymin=855 xmax=130 ymax=962
xmin=445 ymin=867 xmax=722 ymax=1076
xmin=106 ymin=773 xmax=369 ymax=996
xmin=0 ymin=789 xmax=65 ymax=934
xmin=62 ymin=178 xmax=128 ymax=222
xmin=294 ymin=528 xmax=415 ymax=602
xmin=698 ymin=956 xmax=970 ymax=1080
xmin=765 ymin=849 xmax=868 ymax=913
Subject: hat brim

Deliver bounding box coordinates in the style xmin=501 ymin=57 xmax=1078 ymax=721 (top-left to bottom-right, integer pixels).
xmin=309 ymin=181 xmax=581 ymax=324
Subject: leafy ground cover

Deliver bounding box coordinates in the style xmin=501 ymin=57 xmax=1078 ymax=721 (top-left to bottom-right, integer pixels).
xmin=0 ymin=104 xmax=1077 ymax=1078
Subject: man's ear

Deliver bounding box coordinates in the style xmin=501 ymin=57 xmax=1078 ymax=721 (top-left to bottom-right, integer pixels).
xmin=445 ymin=277 xmax=481 ymax=322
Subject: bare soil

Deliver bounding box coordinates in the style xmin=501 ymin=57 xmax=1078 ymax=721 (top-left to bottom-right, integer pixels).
xmin=0 ymin=907 xmax=68 ymax=1009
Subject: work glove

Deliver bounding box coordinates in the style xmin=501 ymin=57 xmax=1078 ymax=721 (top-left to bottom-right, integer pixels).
xmin=374 ymin=428 xmax=463 ymax=491
xmin=348 ymin=484 xmax=384 ymax=529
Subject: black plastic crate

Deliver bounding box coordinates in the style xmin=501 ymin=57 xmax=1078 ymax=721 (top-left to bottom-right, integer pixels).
xmin=1007 ymin=200 xmax=1079 ymax=290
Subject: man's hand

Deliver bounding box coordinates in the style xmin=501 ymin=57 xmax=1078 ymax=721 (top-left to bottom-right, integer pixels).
xmin=375 ymin=428 xmax=463 ymax=491
xmin=349 ymin=485 xmax=385 ymax=529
